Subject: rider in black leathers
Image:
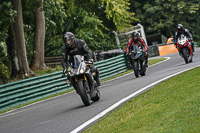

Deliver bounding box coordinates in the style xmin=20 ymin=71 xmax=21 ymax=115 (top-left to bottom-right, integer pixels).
xmin=174 ymin=24 xmax=194 ymax=53
xmin=61 ymin=32 xmax=101 ymax=89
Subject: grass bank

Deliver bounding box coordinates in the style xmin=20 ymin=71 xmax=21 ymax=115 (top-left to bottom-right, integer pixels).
xmin=84 ymin=67 xmax=200 ymax=133
xmin=0 ymin=58 xmax=166 ymax=114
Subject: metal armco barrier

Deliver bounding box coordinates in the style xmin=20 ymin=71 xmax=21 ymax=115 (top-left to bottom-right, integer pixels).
xmin=94 ymin=54 xmax=127 ymax=79
xmin=0 ymin=54 xmax=128 ymax=112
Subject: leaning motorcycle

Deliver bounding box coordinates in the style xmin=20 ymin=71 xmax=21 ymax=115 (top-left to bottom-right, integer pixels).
xmin=176 ymin=34 xmax=193 ymax=64
xmin=129 ymin=45 xmax=147 ymax=78
xmin=62 ymin=55 xmax=100 ymax=106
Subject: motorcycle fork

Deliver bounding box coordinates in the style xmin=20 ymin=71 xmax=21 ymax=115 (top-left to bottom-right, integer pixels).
xmin=75 ymin=75 xmax=87 ymax=83
xmin=75 ymin=75 xmax=89 ymax=94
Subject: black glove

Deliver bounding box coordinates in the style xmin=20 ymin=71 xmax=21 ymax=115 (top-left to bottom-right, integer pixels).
xmin=126 ymin=51 xmax=132 ymax=56
xmin=142 ymin=50 xmax=146 ymax=53
xmin=64 ymin=67 xmax=71 ymax=73
xmin=86 ymin=59 xmax=93 ymax=64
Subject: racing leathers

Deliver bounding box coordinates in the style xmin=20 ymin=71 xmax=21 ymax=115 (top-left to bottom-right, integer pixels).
xmin=61 ymin=38 xmax=101 ymax=87
xmin=174 ymin=28 xmax=194 ymax=52
xmin=126 ymin=37 xmax=148 ymax=66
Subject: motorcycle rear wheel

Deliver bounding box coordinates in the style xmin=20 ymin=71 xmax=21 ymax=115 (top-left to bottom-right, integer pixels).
xmin=140 ymin=60 xmax=146 ymax=76
xmin=91 ymin=89 xmax=100 ymax=102
xmin=77 ymin=80 xmax=91 ymax=106
xmin=133 ymin=61 xmax=139 ymax=78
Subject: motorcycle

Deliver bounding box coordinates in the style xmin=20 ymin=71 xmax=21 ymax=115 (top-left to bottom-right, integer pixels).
xmin=129 ymin=45 xmax=147 ymax=78
xmin=176 ymin=34 xmax=193 ymax=63
xmin=62 ymin=55 xmax=100 ymax=106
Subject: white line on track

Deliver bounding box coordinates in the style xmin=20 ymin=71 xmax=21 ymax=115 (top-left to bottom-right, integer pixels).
xmin=70 ymin=64 xmax=200 ymax=133
xmin=34 ymin=120 xmax=52 ymax=126
xmin=0 ymin=57 xmax=170 ymax=118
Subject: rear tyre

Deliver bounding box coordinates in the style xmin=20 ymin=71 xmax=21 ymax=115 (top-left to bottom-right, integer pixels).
xmin=140 ymin=60 xmax=146 ymax=76
xmin=182 ymin=48 xmax=189 ymax=64
xmin=77 ymin=80 xmax=91 ymax=106
xmin=133 ymin=61 xmax=139 ymax=78
xmin=189 ymin=49 xmax=194 ymax=63
xmin=91 ymin=89 xmax=100 ymax=102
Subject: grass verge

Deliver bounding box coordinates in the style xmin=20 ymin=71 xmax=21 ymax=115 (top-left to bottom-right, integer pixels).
xmin=84 ymin=67 xmax=200 ymax=133
xmin=0 ymin=58 xmax=166 ymax=114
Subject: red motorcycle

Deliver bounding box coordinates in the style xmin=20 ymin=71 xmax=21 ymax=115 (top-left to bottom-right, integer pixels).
xmin=176 ymin=35 xmax=193 ymax=63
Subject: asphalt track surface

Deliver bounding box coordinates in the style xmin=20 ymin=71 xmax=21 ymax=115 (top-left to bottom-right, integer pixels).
xmin=0 ymin=48 xmax=200 ymax=133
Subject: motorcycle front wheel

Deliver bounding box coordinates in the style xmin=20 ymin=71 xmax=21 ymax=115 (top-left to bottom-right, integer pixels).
xmin=77 ymin=80 xmax=91 ymax=106
xmin=182 ymin=48 xmax=189 ymax=64
xmin=133 ymin=60 xmax=139 ymax=78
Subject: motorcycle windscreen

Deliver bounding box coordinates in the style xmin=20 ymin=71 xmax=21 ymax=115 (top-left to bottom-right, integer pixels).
xmin=73 ymin=55 xmax=86 ymax=74
xmin=178 ymin=34 xmax=187 ymax=45
xmin=73 ymin=55 xmax=84 ymax=68
xmin=132 ymin=45 xmax=142 ymax=59
xmin=133 ymin=45 xmax=141 ymax=53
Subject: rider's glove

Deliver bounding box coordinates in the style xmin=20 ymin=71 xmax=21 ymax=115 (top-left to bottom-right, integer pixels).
xmin=64 ymin=67 xmax=70 ymax=73
xmin=86 ymin=59 xmax=93 ymax=64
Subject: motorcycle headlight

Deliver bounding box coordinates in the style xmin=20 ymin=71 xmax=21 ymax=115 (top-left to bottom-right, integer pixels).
xmin=92 ymin=72 xmax=96 ymax=76
xmin=80 ymin=68 xmax=85 ymax=73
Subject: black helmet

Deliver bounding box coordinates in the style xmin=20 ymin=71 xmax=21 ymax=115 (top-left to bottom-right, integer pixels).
xmin=63 ymin=32 xmax=75 ymax=47
xmin=132 ymin=31 xmax=139 ymax=41
xmin=177 ymin=24 xmax=183 ymax=33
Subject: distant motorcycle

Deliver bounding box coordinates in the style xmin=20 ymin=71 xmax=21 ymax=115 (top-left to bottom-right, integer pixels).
xmin=176 ymin=34 xmax=193 ymax=63
xmin=62 ymin=55 xmax=100 ymax=106
xmin=129 ymin=45 xmax=147 ymax=78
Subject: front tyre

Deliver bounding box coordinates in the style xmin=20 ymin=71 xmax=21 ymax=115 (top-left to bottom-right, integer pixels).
xmin=133 ymin=61 xmax=139 ymax=78
xmin=182 ymin=48 xmax=189 ymax=64
xmin=77 ymin=80 xmax=91 ymax=106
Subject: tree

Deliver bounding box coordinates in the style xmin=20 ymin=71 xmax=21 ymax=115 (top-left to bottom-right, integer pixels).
xmin=0 ymin=0 xmax=16 ymax=83
xmin=31 ymin=0 xmax=47 ymax=70
xmin=9 ymin=0 xmax=33 ymax=78
xmin=130 ymin=0 xmax=200 ymax=42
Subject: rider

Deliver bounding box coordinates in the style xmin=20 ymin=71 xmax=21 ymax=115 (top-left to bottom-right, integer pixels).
xmin=61 ymin=32 xmax=101 ymax=88
xmin=174 ymin=24 xmax=194 ymax=53
xmin=126 ymin=31 xmax=148 ymax=67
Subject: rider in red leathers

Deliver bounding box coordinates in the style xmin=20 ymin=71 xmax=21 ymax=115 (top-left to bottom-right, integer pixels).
xmin=174 ymin=24 xmax=194 ymax=54
xmin=126 ymin=31 xmax=149 ymax=67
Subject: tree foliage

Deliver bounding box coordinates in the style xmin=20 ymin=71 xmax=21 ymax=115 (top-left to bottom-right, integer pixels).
xmin=1 ymin=0 xmax=200 ymax=83
xmin=0 ymin=0 xmax=16 ymax=42
xmin=130 ymin=0 xmax=200 ymax=42
xmin=0 ymin=1 xmax=16 ymax=83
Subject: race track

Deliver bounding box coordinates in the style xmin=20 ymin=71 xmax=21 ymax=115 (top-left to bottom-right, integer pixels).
xmin=0 ymin=48 xmax=199 ymax=133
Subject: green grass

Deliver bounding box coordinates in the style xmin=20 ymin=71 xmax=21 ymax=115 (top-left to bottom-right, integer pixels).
xmin=0 ymin=58 xmax=166 ymax=114
xmin=84 ymin=67 xmax=200 ymax=133
xmin=34 ymin=65 xmax=63 ymax=76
